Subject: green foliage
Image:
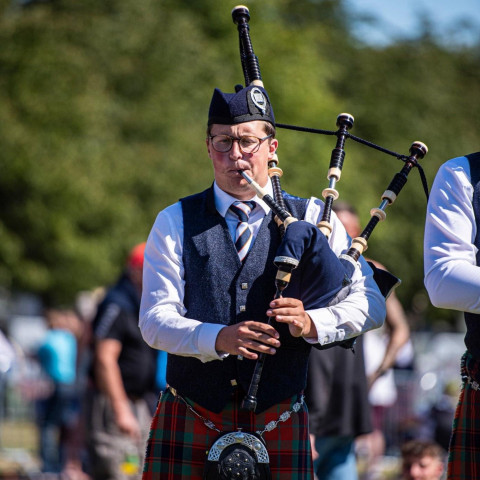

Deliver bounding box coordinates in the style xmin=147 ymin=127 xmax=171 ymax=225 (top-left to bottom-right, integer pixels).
xmin=0 ymin=0 xmax=479 ymax=326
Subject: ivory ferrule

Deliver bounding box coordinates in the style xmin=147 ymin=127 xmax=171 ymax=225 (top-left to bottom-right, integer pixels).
xmin=276 ymin=270 xmax=292 ymax=283
xmin=327 ymin=167 xmax=342 ymax=181
xmin=268 ymin=166 xmax=283 ymax=177
xmin=370 ymin=208 xmax=387 ymax=221
xmin=381 ymin=190 xmax=397 ymax=204
xmin=351 ymin=237 xmax=368 ymax=254
xmin=317 ymin=220 xmax=333 ymax=237
xmin=322 ymin=187 xmax=339 ymax=201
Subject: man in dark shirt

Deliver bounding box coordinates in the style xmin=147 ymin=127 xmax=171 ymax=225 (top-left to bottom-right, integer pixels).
xmin=87 ymin=243 xmax=159 ymax=480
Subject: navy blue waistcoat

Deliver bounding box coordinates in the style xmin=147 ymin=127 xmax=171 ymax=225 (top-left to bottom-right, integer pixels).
xmin=465 ymin=152 xmax=480 ymax=360
xmin=166 ymin=186 xmax=311 ymax=413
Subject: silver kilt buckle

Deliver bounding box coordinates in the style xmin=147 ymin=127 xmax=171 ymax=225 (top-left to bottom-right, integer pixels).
xmin=207 ymin=430 xmax=269 ymax=463
xmin=203 ymin=430 xmax=271 ymax=480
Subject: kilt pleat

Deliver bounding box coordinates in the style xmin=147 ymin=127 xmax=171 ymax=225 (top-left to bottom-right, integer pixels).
xmin=448 ymin=351 xmax=480 ymax=479
xmin=142 ymin=389 xmax=313 ymax=480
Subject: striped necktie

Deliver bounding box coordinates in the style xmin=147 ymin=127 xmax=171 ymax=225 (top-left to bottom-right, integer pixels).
xmin=229 ymin=201 xmax=256 ymax=261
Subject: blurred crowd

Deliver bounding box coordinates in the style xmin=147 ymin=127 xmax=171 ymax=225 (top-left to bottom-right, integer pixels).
xmin=0 ymin=243 xmax=166 ymax=480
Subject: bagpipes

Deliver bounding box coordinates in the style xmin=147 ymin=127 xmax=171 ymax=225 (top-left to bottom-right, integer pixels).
xmin=231 ymin=5 xmax=429 ymax=412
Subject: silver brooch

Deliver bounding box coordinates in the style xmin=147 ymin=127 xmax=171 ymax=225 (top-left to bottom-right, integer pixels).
xmin=250 ymin=87 xmax=267 ymax=115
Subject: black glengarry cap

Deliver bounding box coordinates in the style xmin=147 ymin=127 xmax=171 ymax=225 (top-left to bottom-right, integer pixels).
xmin=208 ymin=84 xmax=275 ymax=126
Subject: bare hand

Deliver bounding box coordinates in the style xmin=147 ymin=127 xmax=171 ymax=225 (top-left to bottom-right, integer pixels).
xmin=267 ymin=297 xmax=316 ymax=339
xmin=115 ymin=405 xmax=141 ymax=440
xmin=215 ymin=320 xmax=281 ymax=360
xmin=367 ymin=368 xmax=386 ymax=390
xmin=62 ymin=462 xmax=92 ymax=480
xmin=310 ymin=433 xmax=319 ymax=462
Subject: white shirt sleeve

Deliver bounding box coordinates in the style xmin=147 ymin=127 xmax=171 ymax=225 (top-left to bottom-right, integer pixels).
xmin=303 ymin=198 xmax=386 ymax=346
xmin=424 ymin=156 xmax=480 ymax=313
xmin=139 ymin=202 xmax=226 ymax=363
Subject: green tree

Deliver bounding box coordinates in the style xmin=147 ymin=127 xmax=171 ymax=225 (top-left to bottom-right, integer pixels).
xmin=0 ymin=0 xmax=478 ymax=328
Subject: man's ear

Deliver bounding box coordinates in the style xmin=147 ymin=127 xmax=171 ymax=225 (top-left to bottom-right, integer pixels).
xmin=268 ymin=138 xmax=279 ymax=158
xmin=206 ymin=137 xmax=213 ymax=159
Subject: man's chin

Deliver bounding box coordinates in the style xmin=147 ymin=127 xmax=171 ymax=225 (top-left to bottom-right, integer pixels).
xmin=222 ymin=181 xmax=255 ymax=199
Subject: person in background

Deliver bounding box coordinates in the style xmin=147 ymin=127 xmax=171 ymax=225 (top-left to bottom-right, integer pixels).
xmin=139 ymin=84 xmax=386 ymax=480
xmin=331 ymin=201 xmax=410 ymax=471
xmin=400 ymin=439 xmax=446 ymax=480
xmin=86 ymin=243 xmax=159 ymax=480
xmin=424 ymin=151 xmax=480 ymax=478
xmin=0 ymin=327 xmax=16 ymax=419
xmin=36 ymin=308 xmax=80 ymax=474
xmin=305 ymin=332 xmax=372 ymax=480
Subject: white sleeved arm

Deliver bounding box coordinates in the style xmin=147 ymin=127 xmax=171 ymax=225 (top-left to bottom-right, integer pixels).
xmin=424 ymin=157 xmax=480 ymax=313
xmin=139 ymin=203 xmax=226 ymax=363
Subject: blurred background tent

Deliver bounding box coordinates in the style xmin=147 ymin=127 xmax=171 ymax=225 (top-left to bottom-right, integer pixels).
xmin=0 ymin=0 xmax=479 ymax=329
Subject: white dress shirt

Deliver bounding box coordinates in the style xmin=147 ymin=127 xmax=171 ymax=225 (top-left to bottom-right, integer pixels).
xmin=140 ymin=180 xmax=386 ymax=363
xmin=424 ymin=155 xmax=480 ymax=313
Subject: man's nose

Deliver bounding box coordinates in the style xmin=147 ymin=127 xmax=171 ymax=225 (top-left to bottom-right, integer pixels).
xmin=229 ymin=139 xmax=243 ymax=158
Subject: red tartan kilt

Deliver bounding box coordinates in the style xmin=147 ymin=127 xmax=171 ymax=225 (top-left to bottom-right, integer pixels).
xmin=448 ymin=351 xmax=480 ymax=479
xmin=142 ymin=389 xmax=313 ymax=480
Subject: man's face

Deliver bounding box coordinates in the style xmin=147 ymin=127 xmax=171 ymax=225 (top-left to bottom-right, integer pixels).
xmin=402 ymin=455 xmax=444 ymax=480
xmin=206 ymin=120 xmax=278 ymax=200
xmin=128 ymin=266 xmax=143 ymax=291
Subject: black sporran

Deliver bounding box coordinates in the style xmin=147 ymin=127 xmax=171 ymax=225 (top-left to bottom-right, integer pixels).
xmin=203 ymin=430 xmax=272 ymax=480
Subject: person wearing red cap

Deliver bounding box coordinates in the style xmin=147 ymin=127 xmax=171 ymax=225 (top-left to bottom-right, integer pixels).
xmin=127 ymin=242 xmax=146 ymax=267
xmin=86 ymin=243 xmax=159 ymax=480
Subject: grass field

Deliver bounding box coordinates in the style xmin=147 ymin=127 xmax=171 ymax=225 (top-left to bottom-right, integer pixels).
xmin=0 ymin=420 xmax=40 ymax=476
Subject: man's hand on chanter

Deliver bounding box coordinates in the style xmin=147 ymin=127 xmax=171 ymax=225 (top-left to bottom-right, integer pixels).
xmin=215 ymin=321 xmax=281 ymax=360
xmin=267 ymin=297 xmax=317 ymax=339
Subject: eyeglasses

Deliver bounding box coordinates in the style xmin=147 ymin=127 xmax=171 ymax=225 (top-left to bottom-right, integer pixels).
xmin=209 ymin=134 xmax=273 ymax=154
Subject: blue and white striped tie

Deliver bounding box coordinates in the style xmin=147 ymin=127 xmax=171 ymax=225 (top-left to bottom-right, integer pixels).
xmin=230 ymin=201 xmax=256 ymax=261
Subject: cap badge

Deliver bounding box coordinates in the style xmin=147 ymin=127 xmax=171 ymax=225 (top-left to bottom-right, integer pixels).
xmin=250 ymin=87 xmax=267 ymax=115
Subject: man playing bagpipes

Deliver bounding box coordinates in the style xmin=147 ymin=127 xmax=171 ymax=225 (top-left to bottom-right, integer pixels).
xmin=139 ymin=83 xmax=386 ymax=480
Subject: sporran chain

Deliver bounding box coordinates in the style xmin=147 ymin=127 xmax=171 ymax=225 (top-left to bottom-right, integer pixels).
xmin=169 ymin=388 xmax=304 ymax=440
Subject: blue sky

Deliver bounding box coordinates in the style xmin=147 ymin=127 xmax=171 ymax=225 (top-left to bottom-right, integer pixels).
xmin=345 ymin=0 xmax=480 ymax=46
